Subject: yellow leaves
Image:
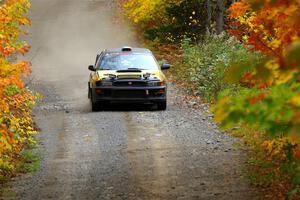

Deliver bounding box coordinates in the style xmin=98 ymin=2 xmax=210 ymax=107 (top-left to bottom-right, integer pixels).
xmin=214 ymin=96 xmax=229 ymax=123
xmin=228 ymin=0 xmax=300 ymax=88
xmin=124 ymin=0 xmax=158 ymax=23
xmin=242 ymin=35 xmax=249 ymax=41
xmin=290 ymin=94 xmax=300 ymax=107
xmin=269 ymin=39 xmax=281 ymax=49
xmin=124 ymin=0 xmax=183 ymax=25
xmin=0 ymin=0 xmax=31 ymax=57
xmin=262 ymin=138 xmax=288 ymax=159
xmin=0 ymin=0 xmax=36 ymax=175
xmin=275 ymin=69 xmax=297 ymax=85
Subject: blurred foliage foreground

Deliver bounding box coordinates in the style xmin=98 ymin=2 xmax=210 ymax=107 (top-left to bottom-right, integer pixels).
xmin=121 ymin=0 xmax=300 ymax=198
xmin=0 ymin=0 xmax=38 ymax=180
xmin=214 ymin=1 xmax=300 ymax=198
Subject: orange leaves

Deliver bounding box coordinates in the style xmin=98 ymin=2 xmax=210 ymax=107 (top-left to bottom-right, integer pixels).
xmin=227 ymin=0 xmax=300 ymax=87
xmin=218 ymin=0 xmax=300 ymax=140
xmin=248 ymin=93 xmax=266 ymax=105
xmin=228 ymin=1 xmax=250 ymax=19
xmin=0 ymin=0 xmax=36 ymax=175
xmin=294 ymin=149 xmax=300 ymax=159
xmin=213 ymin=1 xmax=300 ymax=192
xmin=0 ymin=0 xmax=31 ymax=58
xmin=228 ymin=0 xmax=300 ymax=60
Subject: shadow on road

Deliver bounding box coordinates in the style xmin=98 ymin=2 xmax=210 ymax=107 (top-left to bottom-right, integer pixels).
xmin=91 ymin=103 xmax=160 ymax=112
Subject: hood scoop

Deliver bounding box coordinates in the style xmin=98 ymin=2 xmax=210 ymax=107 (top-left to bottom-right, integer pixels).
xmin=116 ymin=69 xmax=142 ymax=73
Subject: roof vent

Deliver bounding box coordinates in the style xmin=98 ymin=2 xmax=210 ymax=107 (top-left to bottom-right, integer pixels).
xmin=122 ymin=46 xmax=132 ymax=51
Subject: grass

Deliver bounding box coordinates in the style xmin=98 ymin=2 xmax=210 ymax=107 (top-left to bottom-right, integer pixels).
xmin=0 ymin=142 xmax=40 ymax=198
xmin=0 ymin=187 xmax=17 ymax=199
xmin=17 ymin=148 xmax=40 ymax=173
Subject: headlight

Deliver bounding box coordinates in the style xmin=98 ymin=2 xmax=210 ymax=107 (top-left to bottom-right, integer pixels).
xmin=96 ymin=81 xmax=113 ymax=86
xmin=102 ymin=81 xmax=113 ymax=86
xmin=147 ymin=81 xmax=165 ymax=86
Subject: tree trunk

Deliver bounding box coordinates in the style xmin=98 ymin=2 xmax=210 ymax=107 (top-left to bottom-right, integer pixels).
xmin=216 ymin=0 xmax=225 ymax=34
xmin=205 ymin=0 xmax=212 ymax=34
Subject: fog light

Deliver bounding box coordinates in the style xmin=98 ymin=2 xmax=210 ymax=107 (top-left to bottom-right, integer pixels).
xmin=159 ymin=81 xmax=165 ymax=86
xmin=158 ymin=89 xmax=165 ymax=94
xmin=95 ymin=89 xmax=103 ymax=94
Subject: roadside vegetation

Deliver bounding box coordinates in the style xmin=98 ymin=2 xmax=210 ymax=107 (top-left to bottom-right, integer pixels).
xmin=119 ymin=0 xmax=300 ymax=198
xmin=0 ymin=0 xmax=38 ymax=182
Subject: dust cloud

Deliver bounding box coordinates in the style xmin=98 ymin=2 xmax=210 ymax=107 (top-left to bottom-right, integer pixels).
xmin=27 ymin=0 xmax=137 ymax=98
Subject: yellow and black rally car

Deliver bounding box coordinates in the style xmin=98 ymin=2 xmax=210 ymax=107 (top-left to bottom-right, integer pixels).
xmin=88 ymin=47 xmax=170 ymax=111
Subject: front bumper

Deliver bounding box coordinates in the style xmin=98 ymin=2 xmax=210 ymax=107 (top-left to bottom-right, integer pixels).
xmin=92 ymin=86 xmax=167 ymax=103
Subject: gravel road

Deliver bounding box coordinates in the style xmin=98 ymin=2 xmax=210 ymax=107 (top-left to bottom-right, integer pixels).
xmin=6 ymin=0 xmax=260 ymax=199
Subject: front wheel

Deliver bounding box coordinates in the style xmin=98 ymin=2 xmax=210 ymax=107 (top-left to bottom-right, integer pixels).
xmin=90 ymin=91 xmax=102 ymax=111
xmin=88 ymin=87 xmax=91 ymax=99
xmin=157 ymin=101 xmax=167 ymax=110
xmin=91 ymin=101 xmax=100 ymax=112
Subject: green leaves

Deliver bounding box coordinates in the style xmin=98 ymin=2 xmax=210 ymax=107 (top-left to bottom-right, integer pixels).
xmin=214 ymin=84 xmax=300 ymax=138
xmin=4 ymin=85 xmax=21 ymax=96
xmin=181 ymin=35 xmax=262 ymax=101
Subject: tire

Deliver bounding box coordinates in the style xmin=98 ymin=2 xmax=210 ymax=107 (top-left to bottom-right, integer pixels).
xmin=90 ymin=91 xmax=101 ymax=111
xmin=157 ymin=101 xmax=167 ymax=110
xmin=91 ymin=101 xmax=100 ymax=112
xmin=91 ymin=98 xmax=107 ymax=112
xmin=88 ymin=87 xmax=91 ymax=99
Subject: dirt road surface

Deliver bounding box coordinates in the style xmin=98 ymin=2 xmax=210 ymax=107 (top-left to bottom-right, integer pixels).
xmin=6 ymin=0 xmax=260 ymax=199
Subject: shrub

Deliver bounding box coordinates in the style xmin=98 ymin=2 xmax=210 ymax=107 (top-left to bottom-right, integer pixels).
xmin=0 ymin=0 xmax=37 ymax=177
xmin=180 ymin=34 xmax=262 ymax=101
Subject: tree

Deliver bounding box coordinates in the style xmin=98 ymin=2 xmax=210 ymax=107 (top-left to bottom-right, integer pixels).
xmin=216 ymin=0 xmax=225 ymax=34
xmin=205 ymin=0 xmax=212 ymax=34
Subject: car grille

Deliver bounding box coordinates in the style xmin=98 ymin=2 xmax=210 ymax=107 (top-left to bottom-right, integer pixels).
xmin=113 ymin=90 xmax=146 ymax=98
xmin=113 ymin=81 xmax=147 ymax=87
xmin=117 ymin=75 xmax=141 ymax=79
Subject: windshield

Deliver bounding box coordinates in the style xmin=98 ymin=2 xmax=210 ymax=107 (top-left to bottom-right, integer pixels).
xmin=98 ymin=53 xmax=159 ymax=70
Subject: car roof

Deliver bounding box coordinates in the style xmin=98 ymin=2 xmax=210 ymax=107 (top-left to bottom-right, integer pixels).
xmin=103 ymin=47 xmax=152 ymax=54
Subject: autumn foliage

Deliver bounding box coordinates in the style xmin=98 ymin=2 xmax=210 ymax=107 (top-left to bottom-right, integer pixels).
xmin=0 ymin=0 xmax=36 ymax=176
xmin=212 ymin=0 xmax=300 ymax=196
xmin=215 ymin=0 xmax=300 ymax=142
xmin=121 ymin=0 xmax=227 ymax=42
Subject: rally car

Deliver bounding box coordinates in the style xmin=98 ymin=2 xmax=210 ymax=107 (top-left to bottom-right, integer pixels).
xmin=88 ymin=47 xmax=170 ymax=111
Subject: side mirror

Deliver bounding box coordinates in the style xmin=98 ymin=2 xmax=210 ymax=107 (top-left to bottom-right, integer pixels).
xmin=88 ymin=65 xmax=96 ymax=71
xmin=161 ymin=63 xmax=171 ymax=70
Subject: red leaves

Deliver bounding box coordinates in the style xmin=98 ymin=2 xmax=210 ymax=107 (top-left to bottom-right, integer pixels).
xmin=248 ymin=92 xmax=266 ymax=105
xmin=228 ymin=1 xmax=250 ymax=19
xmin=294 ymin=149 xmax=300 ymax=159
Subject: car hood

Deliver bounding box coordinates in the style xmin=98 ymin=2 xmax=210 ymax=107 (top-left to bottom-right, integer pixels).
xmin=95 ymin=70 xmax=166 ymax=81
